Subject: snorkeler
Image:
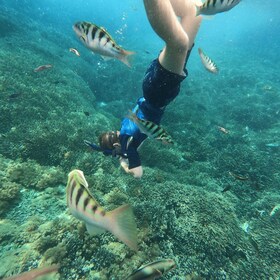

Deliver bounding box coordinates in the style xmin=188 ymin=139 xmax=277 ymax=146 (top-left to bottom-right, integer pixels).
xmin=85 ymin=0 xmax=202 ymax=178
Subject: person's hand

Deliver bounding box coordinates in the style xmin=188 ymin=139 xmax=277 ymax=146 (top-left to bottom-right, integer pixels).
xmin=119 ymin=157 xmax=130 ymax=173
xmin=112 ymin=143 xmax=122 ymax=157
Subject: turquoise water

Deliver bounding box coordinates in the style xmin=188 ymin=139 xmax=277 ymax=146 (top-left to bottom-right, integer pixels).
xmin=0 ymin=0 xmax=279 ymax=279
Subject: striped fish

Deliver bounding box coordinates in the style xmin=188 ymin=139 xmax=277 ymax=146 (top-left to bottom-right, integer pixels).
xmin=73 ymin=21 xmax=134 ymax=67
xmin=126 ymin=259 xmax=176 ymax=280
xmin=127 ymin=111 xmax=174 ymax=144
xmin=196 ymin=0 xmax=241 ymax=16
xmin=198 ymin=48 xmax=218 ymax=74
xmin=66 ymin=169 xmax=138 ymax=251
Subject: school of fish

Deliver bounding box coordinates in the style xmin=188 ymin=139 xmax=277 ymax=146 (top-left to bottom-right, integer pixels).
xmin=17 ymin=1 xmax=244 ymax=279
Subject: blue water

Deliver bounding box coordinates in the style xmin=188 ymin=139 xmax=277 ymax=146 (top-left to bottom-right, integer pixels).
xmin=0 ymin=0 xmax=280 ymax=279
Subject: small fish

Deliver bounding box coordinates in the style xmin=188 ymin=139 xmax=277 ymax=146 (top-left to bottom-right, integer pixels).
xmin=265 ymin=143 xmax=280 ymax=148
xmin=196 ymin=103 xmax=207 ymax=112
xmin=217 ymin=126 xmax=229 ymax=134
xmin=33 ymin=64 xmax=52 ymax=72
xmin=3 ymin=265 xmax=59 ymax=280
xmin=127 ymin=111 xmax=174 ymax=144
xmin=229 ymin=171 xmax=249 ymax=181
xmin=270 ymin=204 xmax=280 ymax=217
xmin=196 ymin=0 xmax=241 ymax=16
xmin=221 ymin=185 xmax=231 ymax=193
xmin=69 ymin=47 xmax=80 ymax=56
xmin=126 ymin=259 xmax=176 ymax=280
xmin=198 ymin=48 xmax=218 ymax=74
xmin=241 ymin=221 xmax=250 ymax=233
xmin=73 ymin=21 xmax=134 ymax=67
xmin=66 ymin=169 xmax=138 ymax=251
xmin=9 ymin=92 xmax=22 ymax=99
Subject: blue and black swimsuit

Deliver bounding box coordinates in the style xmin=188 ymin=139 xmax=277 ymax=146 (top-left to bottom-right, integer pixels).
xmin=120 ymin=58 xmax=187 ymax=169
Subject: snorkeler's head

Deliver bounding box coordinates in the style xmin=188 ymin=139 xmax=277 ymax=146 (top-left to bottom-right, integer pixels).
xmin=98 ymin=131 xmax=120 ymax=150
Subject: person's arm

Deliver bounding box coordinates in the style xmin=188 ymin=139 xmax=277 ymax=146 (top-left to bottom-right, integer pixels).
xmin=119 ymin=134 xmax=144 ymax=178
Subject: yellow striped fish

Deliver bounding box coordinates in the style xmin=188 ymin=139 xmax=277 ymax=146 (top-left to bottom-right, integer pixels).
xmin=198 ymin=48 xmax=218 ymax=74
xmin=128 ymin=111 xmax=174 ymax=144
xmin=196 ymin=0 xmax=241 ymax=16
xmin=126 ymin=259 xmax=176 ymax=280
xmin=66 ymin=169 xmax=138 ymax=251
xmin=73 ymin=21 xmax=134 ymax=67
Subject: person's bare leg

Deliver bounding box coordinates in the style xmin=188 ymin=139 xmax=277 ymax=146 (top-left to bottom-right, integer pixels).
xmin=143 ymin=0 xmax=190 ymax=75
xmin=170 ymin=0 xmax=203 ymax=48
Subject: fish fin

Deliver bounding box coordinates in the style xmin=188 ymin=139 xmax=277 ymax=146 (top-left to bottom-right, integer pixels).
xmin=100 ymin=26 xmax=107 ymax=33
xmin=85 ymin=223 xmax=106 ymax=235
xmin=195 ymin=7 xmax=214 ymax=18
xmin=118 ymin=50 xmax=135 ymax=68
xmin=107 ymin=204 xmax=138 ymax=251
xmin=202 ymin=15 xmax=214 ymax=20
xmin=195 ymin=5 xmax=201 ymax=16
xmin=101 ymin=55 xmax=113 ymax=61
xmin=69 ymin=169 xmax=89 ymax=189
xmin=80 ymin=34 xmax=87 ymax=44
xmin=153 ymin=269 xmax=163 ymax=277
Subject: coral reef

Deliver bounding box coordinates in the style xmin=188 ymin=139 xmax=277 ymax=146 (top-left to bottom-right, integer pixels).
xmin=0 ymin=1 xmax=280 ymax=280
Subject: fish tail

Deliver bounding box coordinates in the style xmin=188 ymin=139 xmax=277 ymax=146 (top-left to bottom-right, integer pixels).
xmin=118 ymin=49 xmax=135 ymax=68
xmin=107 ymin=204 xmax=138 ymax=251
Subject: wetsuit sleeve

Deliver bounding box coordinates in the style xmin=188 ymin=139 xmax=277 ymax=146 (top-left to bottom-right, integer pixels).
xmin=120 ymin=134 xmax=141 ymax=169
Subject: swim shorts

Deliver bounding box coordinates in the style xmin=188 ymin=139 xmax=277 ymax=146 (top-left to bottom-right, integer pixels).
xmin=142 ymin=58 xmax=187 ymax=109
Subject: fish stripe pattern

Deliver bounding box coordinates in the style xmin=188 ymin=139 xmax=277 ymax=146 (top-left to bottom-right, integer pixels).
xmin=91 ymin=26 xmax=97 ymax=40
xmin=73 ymin=21 xmax=134 ymax=67
xmin=127 ymin=111 xmax=174 ymax=144
xmin=75 ymin=187 xmax=84 ymax=207
xmin=198 ymin=48 xmax=218 ymax=74
xmin=151 ymin=126 xmax=159 ymax=135
xmin=212 ymin=0 xmax=216 ymax=8
xmin=99 ymin=30 xmax=105 ymax=40
xmin=92 ymin=204 xmax=98 ymax=212
xmin=66 ymin=170 xmax=138 ymax=250
xmin=69 ymin=181 xmax=76 ymax=202
xmin=196 ymin=0 xmax=240 ymax=16
xmin=83 ymin=196 xmax=90 ymax=211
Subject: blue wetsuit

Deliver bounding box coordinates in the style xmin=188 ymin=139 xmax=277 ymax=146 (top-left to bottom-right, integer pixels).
xmin=120 ymin=58 xmax=187 ymax=169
